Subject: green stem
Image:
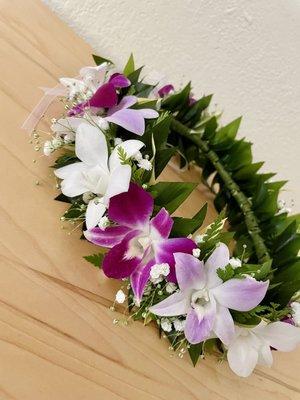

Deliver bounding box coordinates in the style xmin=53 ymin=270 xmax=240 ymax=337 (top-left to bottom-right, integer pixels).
xmin=171 ymin=118 xmax=270 ymax=264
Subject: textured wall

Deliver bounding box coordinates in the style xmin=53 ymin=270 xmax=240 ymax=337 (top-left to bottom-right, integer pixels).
xmin=43 ymin=0 xmax=300 ymax=211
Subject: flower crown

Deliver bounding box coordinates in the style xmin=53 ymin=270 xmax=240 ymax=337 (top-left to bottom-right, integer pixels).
xmin=23 ymin=54 xmax=300 ymax=378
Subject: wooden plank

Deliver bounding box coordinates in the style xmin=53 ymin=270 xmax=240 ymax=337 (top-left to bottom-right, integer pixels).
xmin=0 ymin=1 xmax=299 ymax=398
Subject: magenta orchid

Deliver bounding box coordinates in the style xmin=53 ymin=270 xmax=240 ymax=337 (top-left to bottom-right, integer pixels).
xmin=158 ymin=84 xmax=175 ymax=98
xmin=149 ymin=244 xmax=269 ymax=345
xmin=84 ymin=183 xmax=196 ymax=303
xmin=105 ymin=96 xmax=158 ymax=135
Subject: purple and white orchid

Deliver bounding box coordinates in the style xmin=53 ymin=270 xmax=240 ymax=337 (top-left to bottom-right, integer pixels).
xmin=54 ymin=123 xmax=144 ymax=229
xmin=105 ymin=96 xmax=158 ymax=135
xmin=227 ymin=321 xmax=300 ymax=377
xmin=149 ymin=244 xmax=269 ymax=345
xmin=84 ymin=183 xmax=196 ymax=303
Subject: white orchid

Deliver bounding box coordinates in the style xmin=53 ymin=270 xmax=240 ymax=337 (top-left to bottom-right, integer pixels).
xmin=226 ymin=321 xmax=300 ymax=377
xmin=60 ymin=63 xmax=108 ymax=99
xmin=54 ymin=123 xmax=144 ymax=229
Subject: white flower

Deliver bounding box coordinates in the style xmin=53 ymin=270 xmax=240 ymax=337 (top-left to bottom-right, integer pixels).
xmin=291 ymin=302 xmax=300 ymax=326
xmin=173 ymin=319 xmax=185 ymax=332
xmin=150 ymin=263 xmax=170 ymax=284
xmin=133 ymin=151 xmax=143 ymax=161
xmin=137 ymin=158 xmax=152 ymax=171
xmin=43 ymin=140 xmax=54 ymax=156
xmin=85 ymin=197 xmax=106 ymax=230
xmin=115 ymin=289 xmax=126 ymax=304
xmin=54 ymin=123 xmax=144 ymax=230
xmin=79 ymin=64 xmax=108 ymax=93
xmin=192 ymin=248 xmax=201 ymax=258
xmin=165 ymin=282 xmax=177 ymax=294
xmin=59 ymin=77 xmax=86 ymax=99
xmin=82 ymin=191 xmax=94 ymax=204
xmin=226 ymin=321 xmax=300 ymax=377
xmin=114 ymin=137 xmax=123 ymax=146
xmin=161 ymin=318 xmax=172 ymax=332
xmin=52 ymin=137 xmax=63 ymax=149
xmin=229 ymin=257 xmax=242 ymax=268
xmin=195 ymin=234 xmax=205 ymax=244
xmin=98 ymin=216 xmax=110 ymax=230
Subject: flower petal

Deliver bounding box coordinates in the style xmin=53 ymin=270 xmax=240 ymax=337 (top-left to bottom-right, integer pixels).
xmin=259 ymin=321 xmax=300 ymax=352
xmin=205 ymin=243 xmax=230 ymax=288
xmin=257 ymin=345 xmax=273 ymax=367
xmin=149 ymin=291 xmax=190 ymax=316
xmin=227 ymin=335 xmax=259 ymax=377
xmin=184 ymin=301 xmax=216 ymax=344
xmin=54 ymin=161 xmax=87 ymax=179
xmin=85 ymin=200 xmax=106 ymax=230
xmin=130 ymin=258 xmax=155 ymax=305
xmin=155 ymin=238 xmax=197 ymax=282
xmin=88 ymin=82 xmax=118 ymax=108
xmin=138 ymin=109 xmax=159 ymax=119
xmin=75 ymin=123 xmax=108 ymax=168
xmin=213 ymin=304 xmax=235 ymax=345
xmin=102 ymin=230 xmax=143 ymax=278
xmin=174 ymin=252 xmax=205 ymax=292
xmin=109 ymin=73 xmax=131 ymax=88
xmin=84 ymin=225 xmax=131 ymax=248
xmin=106 ymin=109 xmax=145 ymax=135
xmin=109 ymin=139 xmax=145 ymax=171
xmin=158 ymin=84 xmax=174 ymax=98
xmin=59 ymin=173 xmax=90 ymax=197
xmin=108 ymin=96 xmax=137 ymax=114
xmin=212 ymin=277 xmax=269 ymax=311
xmin=104 ymin=164 xmax=131 ymax=203
xmin=150 ymin=207 xmax=173 ymax=239
xmin=108 ymin=183 xmax=153 ymax=229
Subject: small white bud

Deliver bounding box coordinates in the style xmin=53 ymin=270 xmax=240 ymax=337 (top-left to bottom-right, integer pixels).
xmin=192 ymin=248 xmax=201 ymax=258
xmin=173 ymin=319 xmax=185 ymax=332
xmin=114 ymin=137 xmax=123 ymax=146
xmin=137 ymin=159 xmax=152 ymax=171
xmin=165 ymin=282 xmax=177 ymax=294
xmin=98 ymin=216 xmax=110 ymax=230
xmin=115 ymin=289 xmax=126 ymax=304
xmin=161 ymin=318 xmax=172 ymax=332
xmin=43 ymin=140 xmax=54 ymax=156
xmin=195 ymin=234 xmax=205 ymax=244
xmin=229 ymin=257 xmax=242 ymax=268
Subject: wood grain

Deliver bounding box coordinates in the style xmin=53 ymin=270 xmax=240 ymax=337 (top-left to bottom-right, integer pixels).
xmin=0 ymin=1 xmax=299 ymax=398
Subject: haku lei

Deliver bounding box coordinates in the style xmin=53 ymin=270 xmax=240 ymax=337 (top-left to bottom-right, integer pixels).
xmin=24 ymin=54 xmax=300 ymax=378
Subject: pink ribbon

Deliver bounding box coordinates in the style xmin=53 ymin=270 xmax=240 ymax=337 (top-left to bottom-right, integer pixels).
xmin=21 ymin=85 xmax=68 ymax=133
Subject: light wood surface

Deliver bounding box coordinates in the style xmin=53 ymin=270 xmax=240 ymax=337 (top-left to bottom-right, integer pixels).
xmin=0 ymin=1 xmax=299 ymax=399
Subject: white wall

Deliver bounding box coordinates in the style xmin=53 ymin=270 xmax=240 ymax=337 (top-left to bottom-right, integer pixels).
xmin=43 ymin=0 xmax=300 ymax=211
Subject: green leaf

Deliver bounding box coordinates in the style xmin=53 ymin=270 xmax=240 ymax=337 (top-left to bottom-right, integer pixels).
xmin=83 ymin=253 xmax=104 ymax=268
xmin=182 ymin=94 xmax=213 ymax=124
xmin=162 ymin=82 xmax=191 ymax=112
xmin=217 ymin=264 xmax=235 ymax=282
xmin=54 ymin=193 xmax=71 ymax=203
xmin=211 ymin=117 xmax=242 ymax=149
xmin=127 ymin=66 xmax=144 ymax=85
xmin=188 ymin=343 xmax=203 ymax=366
xmin=149 ymin=181 xmax=197 ymax=214
xmin=171 ymin=204 xmax=207 ymax=237
xmin=92 ymin=54 xmax=113 ymax=65
xmin=234 ymin=162 xmax=264 ymax=181
xmin=154 ymin=148 xmax=177 ymax=179
xmin=51 ymin=154 xmax=78 ymax=169
xmin=123 ymin=53 xmax=135 ymax=76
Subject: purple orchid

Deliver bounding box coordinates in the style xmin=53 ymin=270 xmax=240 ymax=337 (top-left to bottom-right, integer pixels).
xmin=105 ymin=96 xmax=158 ymax=135
xmin=68 ymin=73 xmax=130 ymax=116
xmin=158 ymin=84 xmax=174 ymax=98
xmin=149 ymin=244 xmax=269 ymax=345
xmin=84 ymin=183 xmax=196 ymax=303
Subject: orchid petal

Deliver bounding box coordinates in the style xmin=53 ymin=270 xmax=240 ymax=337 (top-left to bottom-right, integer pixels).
xmin=259 ymin=321 xmax=300 ymax=352
xmin=227 ymin=335 xmax=259 ymax=377
xmin=130 ymin=259 xmax=155 ymax=305
xmin=109 ymin=140 xmax=144 ymax=171
xmin=106 ymin=108 xmax=145 ymax=135
xmin=213 ymin=304 xmax=235 ymax=345
xmin=85 ymin=200 xmax=106 ymax=230
xmin=59 ymin=173 xmax=90 ymax=197
xmin=149 ymin=292 xmax=190 ymax=316
xmin=205 ymin=243 xmax=230 ymax=288
xmin=158 ymin=84 xmax=174 ymax=98
xmin=138 ymin=109 xmax=159 ymax=119
xmin=75 ymin=123 xmax=108 ymax=169
xmin=108 ymin=183 xmax=153 ymax=229
xmin=184 ymin=300 xmax=216 ymax=344
xmin=173 ymin=252 xmax=205 ymax=292
xmin=150 ymin=208 xmax=173 ymax=239
xmin=155 ymin=238 xmax=197 ymax=282
xmin=108 ymin=96 xmax=137 ymax=114
xmin=88 ymin=82 xmax=118 ymax=108
xmin=257 ymin=345 xmax=273 ymax=367
xmin=54 ymin=161 xmax=87 ymax=179
xmin=104 ymin=164 xmax=131 ymax=203
xmin=109 ymin=73 xmax=131 ymax=88
xmin=84 ymin=225 xmax=131 ymax=248
xmin=102 ymin=230 xmax=143 ymax=278
xmin=212 ymin=277 xmax=269 ymax=311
